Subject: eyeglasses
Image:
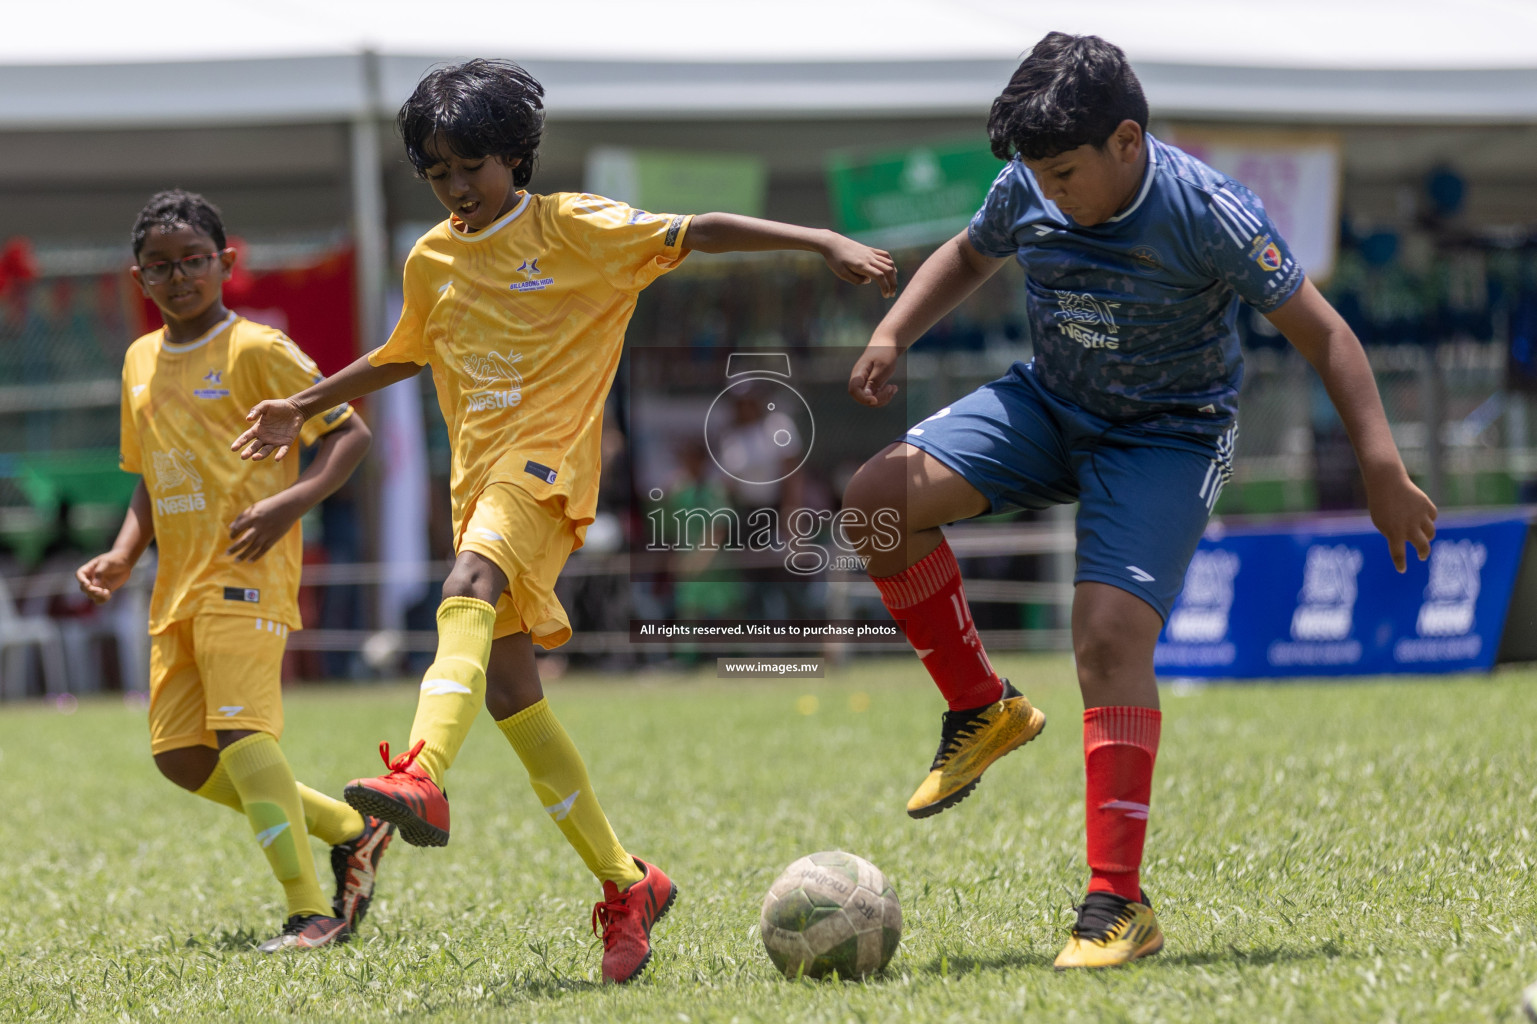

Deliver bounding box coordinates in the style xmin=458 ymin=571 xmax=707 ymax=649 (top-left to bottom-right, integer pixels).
xmin=136 ymin=249 xmax=231 ymax=286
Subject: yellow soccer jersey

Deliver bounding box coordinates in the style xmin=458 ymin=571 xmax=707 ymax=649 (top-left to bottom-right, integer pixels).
xmin=119 ymin=313 xmax=353 ymax=633
xmin=371 ymin=192 xmax=691 ymax=536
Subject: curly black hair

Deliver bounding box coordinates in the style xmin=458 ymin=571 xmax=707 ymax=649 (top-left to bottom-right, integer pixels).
xmin=131 ymin=189 xmax=226 ymax=258
xmin=398 ymin=59 xmax=545 ymax=187
xmin=987 ymin=33 xmax=1148 ymax=162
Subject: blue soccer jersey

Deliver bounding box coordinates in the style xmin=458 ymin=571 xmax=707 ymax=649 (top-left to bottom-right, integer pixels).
xmin=967 ymin=134 xmax=1305 ymax=437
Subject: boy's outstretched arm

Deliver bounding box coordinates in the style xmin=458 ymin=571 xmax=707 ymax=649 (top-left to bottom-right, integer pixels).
xmin=848 ymin=230 xmax=1008 ymax=408
xmin=233 ymin=351 xmax=419 ymax=462
xmin=1266 ymin=278 xmax=1438 ymax=571
xmin=76 ymin=478 xmax=153 ymax=604
xmin=684 ymin=213 xmax=898 ymax=297
xmin=226 ymin=414 xmax=372 ymax=562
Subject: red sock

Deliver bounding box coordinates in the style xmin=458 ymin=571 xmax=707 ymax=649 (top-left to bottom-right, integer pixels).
xmin=872 ymin=540 xmax=1003 ymax=710
xmin=1083 ymin=706 xmax=1161 ymax=902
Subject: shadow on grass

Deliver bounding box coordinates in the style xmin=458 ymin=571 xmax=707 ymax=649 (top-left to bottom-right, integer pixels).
xmin=917 ymin=939 xmax=1347 ymax=977
xmin=197 ymin=927 xmax=262 ymax=953
xmin=917 ymin=950 xmax=1058 ymax=975
xmin=1158 ymin=939 xmax=1349 ymax=968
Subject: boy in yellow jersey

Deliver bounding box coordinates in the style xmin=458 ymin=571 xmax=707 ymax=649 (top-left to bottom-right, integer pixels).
xmin=232 ymin=59 xmax=897 ymax=983
xmin=77 ymin=190 xmax=392 ymax=953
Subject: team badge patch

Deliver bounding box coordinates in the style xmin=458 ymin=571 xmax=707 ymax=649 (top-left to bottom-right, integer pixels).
xmin=1256 ymin=241 xmax=1283 ymax=272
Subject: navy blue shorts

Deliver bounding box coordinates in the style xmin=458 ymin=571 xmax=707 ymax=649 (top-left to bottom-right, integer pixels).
xmin=902 ymin=362 xmax=1234 ymax=619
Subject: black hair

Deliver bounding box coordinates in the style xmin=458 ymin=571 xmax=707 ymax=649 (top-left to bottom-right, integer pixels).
xmin=398 ymin=59 xmax=545 ymax=187
xmin=986 ymin=32 xmax=1148 ymax=162
xmin=131 ymin=189 xmax=226 ymax=258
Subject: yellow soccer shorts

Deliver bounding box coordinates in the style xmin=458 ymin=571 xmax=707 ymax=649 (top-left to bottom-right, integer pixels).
xmin=148 ymin=614 xmax=291 ymax=754
xmin=456 ymin=482 xmax=587 ymax=649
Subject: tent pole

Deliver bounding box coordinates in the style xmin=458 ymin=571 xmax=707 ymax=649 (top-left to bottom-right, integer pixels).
xmin=352 ymin=49 xmax=390 ymax=630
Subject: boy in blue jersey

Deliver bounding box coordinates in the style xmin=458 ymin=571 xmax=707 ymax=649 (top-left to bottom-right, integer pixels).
xmin=841 ymin=33 xmax=1437 ymax=968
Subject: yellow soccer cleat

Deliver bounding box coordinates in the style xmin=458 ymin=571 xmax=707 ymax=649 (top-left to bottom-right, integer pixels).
xmin=906 ymin=681 xmax=1046 ymax=819
xmin=1053 ymin=891 xmax=1164 ymax=969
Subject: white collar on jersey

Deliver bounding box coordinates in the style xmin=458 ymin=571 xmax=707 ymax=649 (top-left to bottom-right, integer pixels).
xmin=1105 ymin=140 xmax=1159 ymax=225
xmin=159 ymin=310 xmax=237 ymax=353
xmin=449 ymin=192 xmax=531 ymax=243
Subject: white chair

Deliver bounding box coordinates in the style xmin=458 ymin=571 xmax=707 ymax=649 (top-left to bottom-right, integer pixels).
xmin=0 ymin=573 xmax=68 ymax=699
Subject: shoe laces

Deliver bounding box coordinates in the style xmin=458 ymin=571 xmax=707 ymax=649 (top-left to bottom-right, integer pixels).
xmin=1070 ymin=891 xmax=1142 ymax=942
xmin=378 ymin=738 xmax=426 ymax=776
xmin=930 ymin=681 xmax=1015 ymax=769
xmin=591 ymin=891 xmax=634 ymax=948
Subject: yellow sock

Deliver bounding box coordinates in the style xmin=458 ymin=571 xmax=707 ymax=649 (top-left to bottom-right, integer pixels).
xmin=497 ymin=698 xmax=643 ymax=889
xmin=194 ymin=763 xmax=364 ymax=846
xmin=219 ymin=734 xmax=331 ymax=919
xmin=298 ymin=785 xmax=365 ymax=846
xmin=192 ymin=759 xmax=244 ymax=812
xmin=407 ymin=597 xmax=495 ymax=786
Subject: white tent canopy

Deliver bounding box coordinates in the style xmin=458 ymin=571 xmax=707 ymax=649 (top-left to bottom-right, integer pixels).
xmin=4 ymin=0 xmax=1537 ymax=128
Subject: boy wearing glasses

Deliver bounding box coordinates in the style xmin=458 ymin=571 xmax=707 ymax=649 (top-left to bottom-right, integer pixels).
xmin=76 ymin=189 xmax=391 ymax=952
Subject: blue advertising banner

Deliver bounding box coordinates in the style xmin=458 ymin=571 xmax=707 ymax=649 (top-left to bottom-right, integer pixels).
xmin=1155 ymin=512 xmax=1531 ymax=678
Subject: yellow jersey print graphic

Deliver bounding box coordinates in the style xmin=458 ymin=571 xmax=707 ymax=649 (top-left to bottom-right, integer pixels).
xmin=149 ymin=448 xmax=206 ymax=515
xmin=371 ymin=191 xmax=692 ymax=537
xmin=463 ymin=351 xmax=525 ymax=411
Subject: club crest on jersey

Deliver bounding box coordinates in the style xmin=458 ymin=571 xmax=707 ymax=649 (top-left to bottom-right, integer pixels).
xmin=511 ymin=258 xmax=554 ymax=292
xmin=193 ymin=369 xmax=230 ymax=400
xmin=1129 ymin=245 xmax=1163 ymax=272
xmin=463 ymin=350 xmax=524 ymax=411
xmin=1247 ymin=233 xmax=1283 ymax=272
xmin=149 ymin=448 xmax=206 ymax=515
xmin=1053 ymin=291 xmax=1121 ymax=350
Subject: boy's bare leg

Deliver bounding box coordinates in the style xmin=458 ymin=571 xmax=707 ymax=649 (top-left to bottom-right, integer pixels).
xmin=155 ymin=742 xmax=366 ymax=845
xmin=843 ymin=442 xmax=1046 ymax=817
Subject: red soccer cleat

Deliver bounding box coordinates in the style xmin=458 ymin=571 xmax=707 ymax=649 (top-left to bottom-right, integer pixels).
xmin=590 ymin=857 xmax=678 ymax=984
xmin=344 ymin=740 xmax=451 ymax=848
xmin=330 ymin=815 xmax=395 ymax=928
xmin=255 ymin=913 xmax=350 ymax=953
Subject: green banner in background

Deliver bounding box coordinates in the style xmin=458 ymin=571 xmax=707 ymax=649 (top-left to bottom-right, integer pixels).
xmin=586 ymin=147 xmax=767 ymax=218
xmin=827 ymin=140 xmax=1003 ymax=247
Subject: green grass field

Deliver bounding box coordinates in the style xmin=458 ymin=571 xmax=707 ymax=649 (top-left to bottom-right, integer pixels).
xmin=3 ymin=654 xmax=1536 ymax=1023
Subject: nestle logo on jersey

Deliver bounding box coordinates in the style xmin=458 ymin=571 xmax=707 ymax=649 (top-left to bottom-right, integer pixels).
xmin=510 ymin=258 xmax=554 ymax=292
xmin=150 ymin=448 xmax=206 ymax=515
xmin=156 ymin=493 xmax=206 ymax=515
xmin=1053 ymin=291 xmax=1121 ymax=349
xmin=463 ymin=351 xmax=524 ymax=411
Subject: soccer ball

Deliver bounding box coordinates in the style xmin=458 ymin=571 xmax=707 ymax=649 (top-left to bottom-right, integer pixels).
xmin=759 ymin=851 xmax=902 ymax=980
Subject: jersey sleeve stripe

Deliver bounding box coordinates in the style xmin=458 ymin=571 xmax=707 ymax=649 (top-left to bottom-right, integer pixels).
xmin=1208 ymin=197 xmax=1250 ymax=248
xmin=1213 ymin=189 xmax=1262 ymax=232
